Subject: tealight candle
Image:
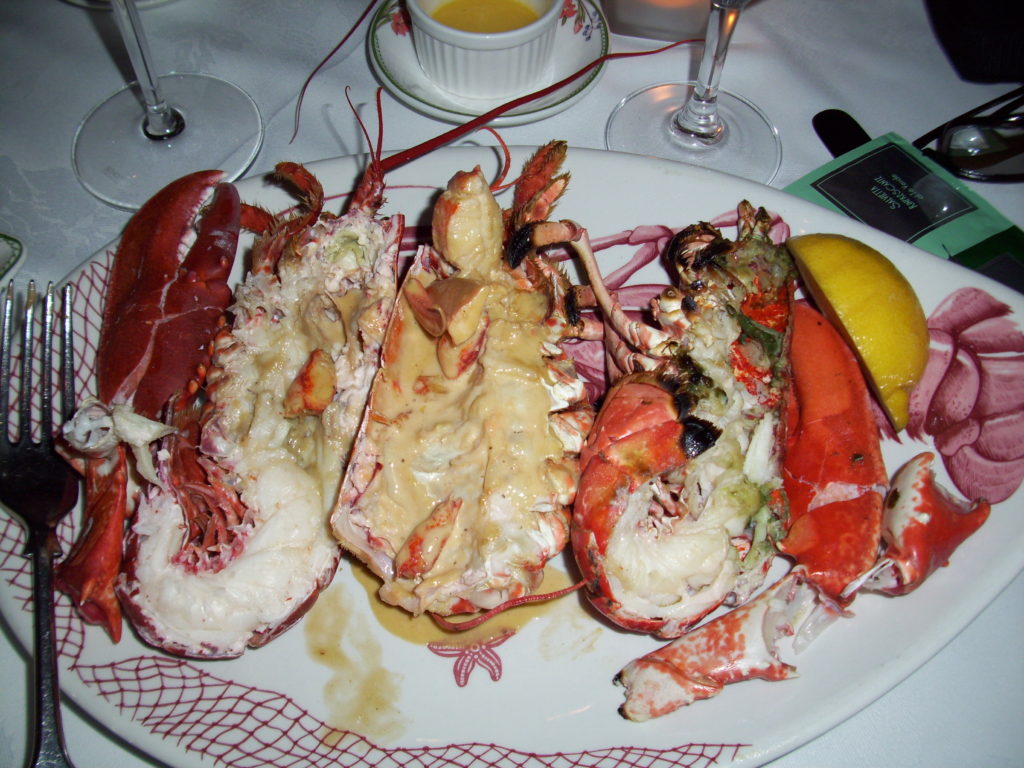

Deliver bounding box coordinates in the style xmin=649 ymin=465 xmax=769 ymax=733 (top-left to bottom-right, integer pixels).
xmin=601 ymin=0 xmax=710 ymax=41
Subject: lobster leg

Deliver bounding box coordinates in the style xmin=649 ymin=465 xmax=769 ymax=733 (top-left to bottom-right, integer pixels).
xmin=244 ymin=162 xmax=326 ymax=275
xmin=504 ymin=140 xmax=570 ymax=235
xmin=616 ymin=572 xmax=818 ymax=721
xmin=54 ymin=445 xmax=128 ymax=641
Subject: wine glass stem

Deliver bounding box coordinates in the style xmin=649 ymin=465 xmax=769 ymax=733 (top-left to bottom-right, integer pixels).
xmin=674 ymin=1 xmax=744 ymax=142
xmin=109 ymin=0 xmax=184 ymax=139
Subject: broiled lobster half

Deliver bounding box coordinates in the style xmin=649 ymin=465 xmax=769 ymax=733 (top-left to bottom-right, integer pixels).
xmin=566 ymin=202 xmax=796 ymax=639
xmin=613 ymin=293 xmax=990 ymax=721
xmin=113 ymin=162 xmax=405 ymax=657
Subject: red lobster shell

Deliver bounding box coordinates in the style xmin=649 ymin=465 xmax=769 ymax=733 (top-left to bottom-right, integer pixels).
xmin=113 ymin=163 xmax=404 ymax=657
xmin=615 ymin=279 xmax=992 ymax=721
xmin=567 ymin=203 xmax=796 ymax=638
xmin=58 ymin=171 xmax=240 ymax=642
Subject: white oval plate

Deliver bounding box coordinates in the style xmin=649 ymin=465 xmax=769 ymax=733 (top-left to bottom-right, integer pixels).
xmin=1 ymin=147 xmax=1021 ymax=768
xmin=368 ymin=0 xmax=610 ymax=126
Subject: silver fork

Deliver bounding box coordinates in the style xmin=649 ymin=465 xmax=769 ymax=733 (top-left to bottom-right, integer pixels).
xmin=0 ymin=280 xmax=79 ymax=768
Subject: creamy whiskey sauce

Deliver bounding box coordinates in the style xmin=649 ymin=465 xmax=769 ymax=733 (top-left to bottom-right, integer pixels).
xmin=366 ymin=270 xmax=567 ymax=612
xmin=349 ymin=556 xmax=577 ymax=644
xmin=305 ymin=583 xmax=407 ymax=743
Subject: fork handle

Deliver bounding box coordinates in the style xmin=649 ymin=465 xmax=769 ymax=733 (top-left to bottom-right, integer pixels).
xmin=28 ymin=529 xmax=76 ymax=768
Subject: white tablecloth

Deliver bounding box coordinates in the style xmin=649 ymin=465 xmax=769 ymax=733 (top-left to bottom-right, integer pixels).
xmin=1 ymin=1 xmax=1021 ymax=766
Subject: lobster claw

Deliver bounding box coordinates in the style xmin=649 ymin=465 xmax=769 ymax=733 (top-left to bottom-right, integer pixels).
xmin=98 ymin=172 xmax=238 ymax=417
xmin=856 ymin=452 xmax=990 ymax=596
xmin=616 ymin=572 xmax=819 ymax=721
xmin=58 ymin=170 xmax=241 ymax=642
xmin=779 ymin=302 xmax=888 ymax=605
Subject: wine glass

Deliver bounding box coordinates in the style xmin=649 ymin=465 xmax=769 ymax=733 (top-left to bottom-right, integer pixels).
xmin=71 ymin=0 xmax=264 ymax=210
xmin=62 ymin=0 xmax=179 ymax=9
xmin=605 ymin=0 xmax=782 ymax=184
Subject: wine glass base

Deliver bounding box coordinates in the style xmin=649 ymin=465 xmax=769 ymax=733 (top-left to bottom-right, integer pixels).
xmin=72 ymin=73 xmax=264 ymax=211
xmin=605 ymin=82 xmax=782 ymax=185
xmin=61 ymin=0 xmax=181 ymax=10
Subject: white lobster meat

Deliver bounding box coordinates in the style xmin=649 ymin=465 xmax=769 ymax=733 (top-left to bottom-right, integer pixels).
xmin=116 ymin=167 xmax=404 ymax=658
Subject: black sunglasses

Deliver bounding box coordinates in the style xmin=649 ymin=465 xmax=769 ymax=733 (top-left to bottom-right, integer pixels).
xmin=913 ymin=85 xmax=1024 ymax=183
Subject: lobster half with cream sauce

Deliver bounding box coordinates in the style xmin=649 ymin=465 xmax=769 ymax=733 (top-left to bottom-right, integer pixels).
xmin=331 ymin=143 xmax=595 ymax=618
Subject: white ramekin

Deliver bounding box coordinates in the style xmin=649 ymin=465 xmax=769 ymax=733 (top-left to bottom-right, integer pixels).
xmin=406 ymin=0 xmax=561 ymax=100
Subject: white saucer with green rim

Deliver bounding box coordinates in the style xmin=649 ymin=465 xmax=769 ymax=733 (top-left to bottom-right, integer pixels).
xmin=0 ymin=234 xmax=25 ymax=284
xmin=368 ymin=0 xmax=610 ymax=127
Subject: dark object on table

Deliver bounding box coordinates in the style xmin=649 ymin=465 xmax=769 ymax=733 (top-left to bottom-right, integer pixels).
xmin=804 ymin=110 xmax=1024 ymax=293
xmin=925 ymin=0 xmax=1024 ymax=83
xmin=812 ymin=109 xmax=872 ymax=157
xmin=913 ymin=86 xmax=1024 ymax=183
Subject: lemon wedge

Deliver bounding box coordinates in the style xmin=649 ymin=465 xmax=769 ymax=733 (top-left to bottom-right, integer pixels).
xmin=787 ymin=233 xmax=929 ymax=431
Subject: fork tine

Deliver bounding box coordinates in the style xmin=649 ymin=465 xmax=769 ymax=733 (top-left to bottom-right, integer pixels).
xmin=0 ymin=281 xmax=12 ymax=439
xmin=39 ymin=283 xmax=57 ymax=445
xmin=18 ymin=281 xmax=38 ymax=443
xmin=60 ymin=284 xmax=76 ymax=424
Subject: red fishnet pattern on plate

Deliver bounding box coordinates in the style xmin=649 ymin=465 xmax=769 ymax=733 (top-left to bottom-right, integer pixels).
xmin=76 ymin=655 xmax=745 ymax=768
xmin=0 ymin=245 xmax=749 ymax=767
xmin=1 ymin=508 xmax=87 ymax=664
xmin=67 ymin=249 xmax=110 ymax=400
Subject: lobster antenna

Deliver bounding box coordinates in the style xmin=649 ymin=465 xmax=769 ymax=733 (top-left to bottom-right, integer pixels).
xmin=375 ymin=87 xmax=385 ymax=165
xmin=376 ymin=37 xmax=701 ymax=176
xmin=346 ymin=87 xmax=381 ymax=176
xmin=291 ymin=0 xmax=382 ymax=143
xmin=486 ymin=127 xmax=514 ymax=191
xmin=428 ymin=580 xmax=585 ymax=632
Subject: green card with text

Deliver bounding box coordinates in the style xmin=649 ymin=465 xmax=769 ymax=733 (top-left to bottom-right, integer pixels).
xmin=785 ymin=133 xmax=1023 ymax=292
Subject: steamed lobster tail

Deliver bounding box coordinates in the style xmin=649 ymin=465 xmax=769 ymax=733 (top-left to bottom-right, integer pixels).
xmin=115 ymin=162 xmax=405 ymax=657
xmin=58 ymin=172 xmax=240 ymax=642
xmin=570 ymin=202 xmax=797 ymax=638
